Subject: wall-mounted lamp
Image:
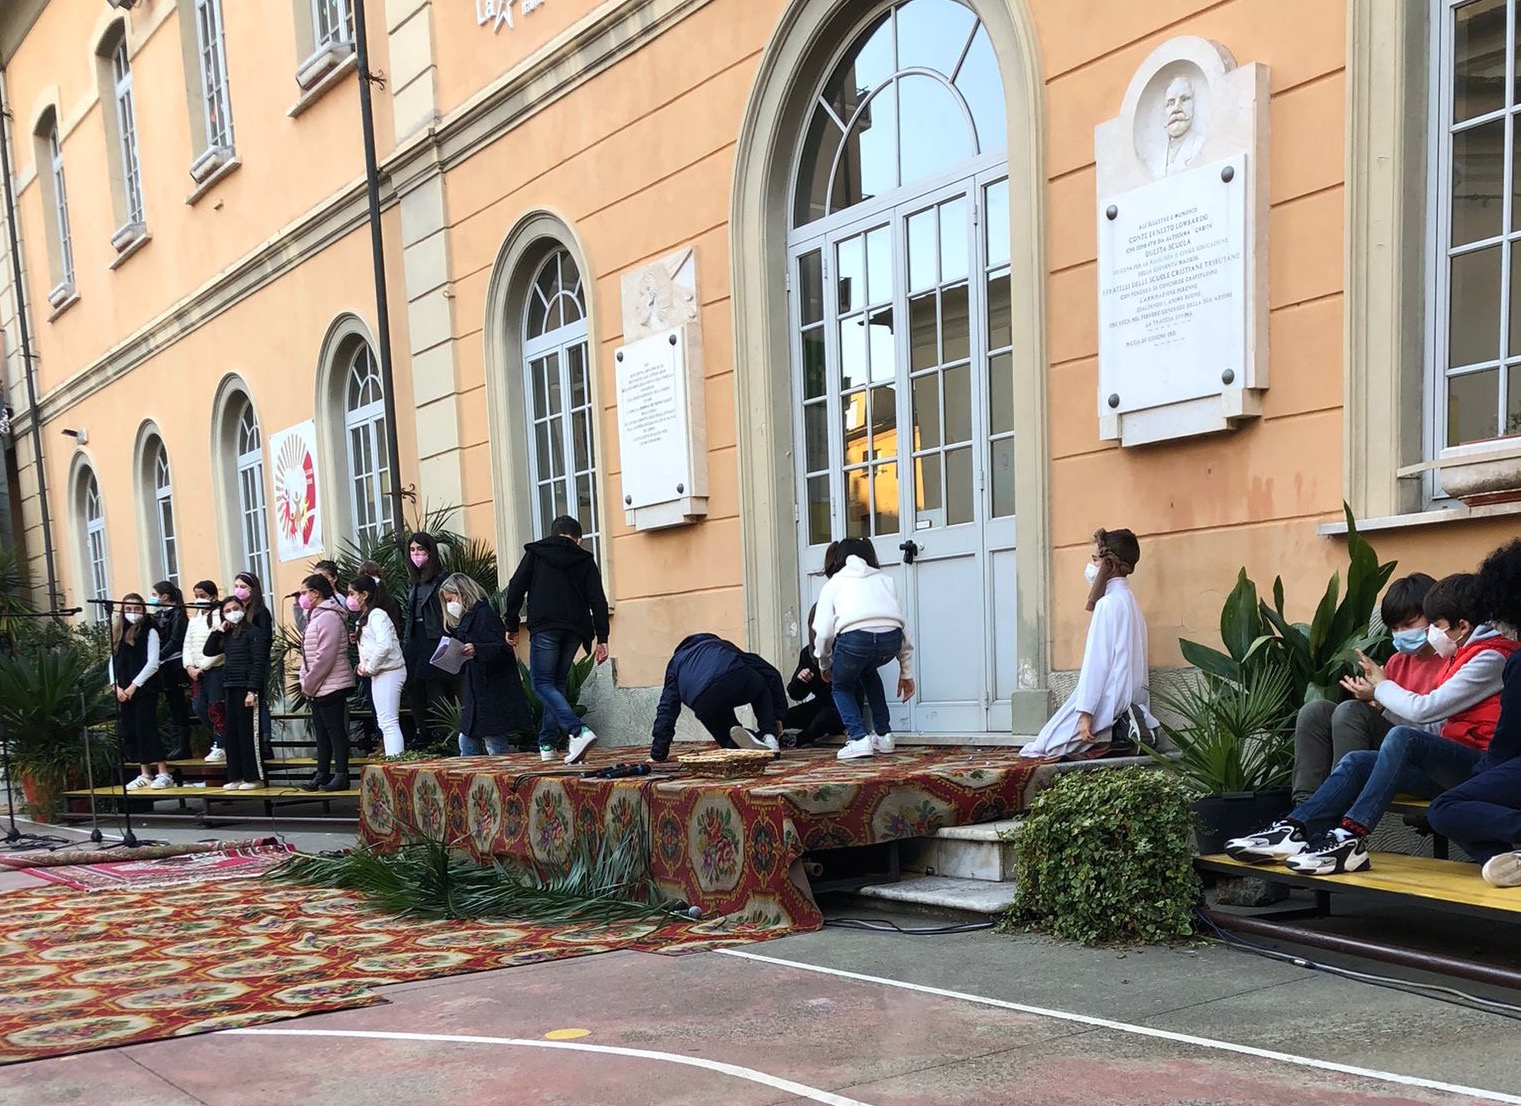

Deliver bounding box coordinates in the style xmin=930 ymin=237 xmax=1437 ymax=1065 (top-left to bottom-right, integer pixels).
xmin=61 ymin=427 xmax=88 ymax=445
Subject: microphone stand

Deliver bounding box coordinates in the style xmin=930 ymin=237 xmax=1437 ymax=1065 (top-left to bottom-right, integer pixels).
xmin=78 ymin=678 xmax=103 ymax=845
xmin=87 ymin=597 xmax=162 ymax=849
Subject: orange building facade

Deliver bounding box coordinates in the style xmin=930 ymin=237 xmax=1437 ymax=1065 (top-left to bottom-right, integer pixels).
xmin=1 ymin=0 xmax=1518 ymax=742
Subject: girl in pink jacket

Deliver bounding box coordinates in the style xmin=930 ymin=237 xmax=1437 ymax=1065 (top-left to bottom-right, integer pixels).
xmin=297 ymin=574 xmax=357 ymax=792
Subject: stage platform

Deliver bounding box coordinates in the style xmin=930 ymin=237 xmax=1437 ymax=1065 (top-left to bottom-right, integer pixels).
xmin=359 ymin=747 xmax=1046 ymax=932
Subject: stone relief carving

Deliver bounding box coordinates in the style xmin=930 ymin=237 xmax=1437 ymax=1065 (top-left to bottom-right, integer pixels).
xmin=621 ymin=246 xmax=699 ymax=342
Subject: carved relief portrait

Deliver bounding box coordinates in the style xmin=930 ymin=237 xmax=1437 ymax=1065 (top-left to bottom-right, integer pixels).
xmin=621 ymin=247 xmax=699 ymax=341
xmin=1134 ymin=61 xmax=1209 ymax=179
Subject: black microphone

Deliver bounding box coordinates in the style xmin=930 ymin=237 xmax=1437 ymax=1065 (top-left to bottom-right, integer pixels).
xmin=590 ymin=763 xmax=652 ymax=780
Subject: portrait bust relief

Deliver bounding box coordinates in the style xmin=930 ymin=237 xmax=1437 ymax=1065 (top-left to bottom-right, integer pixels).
xmin=1135 ymin=60 xmax=1210 ymax=178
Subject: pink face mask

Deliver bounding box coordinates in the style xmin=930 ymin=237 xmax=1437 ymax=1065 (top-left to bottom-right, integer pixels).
xmin=233 ymin=585 xmax=252 ymax=602
xmin=298 ymin=593 xmax=315 ymax=612
xmin=410 ymin=552 xmax=429 ymax=568
xmin=345 ymin=595 xmax=363 ymax=613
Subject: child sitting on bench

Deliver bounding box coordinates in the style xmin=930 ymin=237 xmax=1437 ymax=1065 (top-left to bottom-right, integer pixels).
xmin=1427 ymin=539 xmax=1521 ymax=887
xmin=1226 ymin=572 xmax=1517 ymax=875
xmin=1022 ymin=527 xmax=1156 ymax=760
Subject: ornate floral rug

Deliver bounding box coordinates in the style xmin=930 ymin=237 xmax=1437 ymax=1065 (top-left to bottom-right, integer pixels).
xmin=0 ymin=878 xmax=756 ymax=1065
xmin=0 ymin=837 xmax=277 ymax=871
xmin=360 ymin=747 xmax=1040 ymax=931
xmin=19 ymin=841 xmax=296 ymax=892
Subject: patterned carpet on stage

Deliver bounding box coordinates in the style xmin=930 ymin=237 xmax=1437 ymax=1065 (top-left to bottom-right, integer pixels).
xmin=360 ymin=746 xmax=1041 ymax=931
xmin=19 ymin=841 xmax=296 ymax=892
xmin=0 ymin=877 xmax=757 ymax=1065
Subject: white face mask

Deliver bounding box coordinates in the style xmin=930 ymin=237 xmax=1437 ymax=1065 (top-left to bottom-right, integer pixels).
xmin=446 ymin=600 xmax=465 ymax=619
xmin=124 ymin=612 xmax=142 ymax=625
xmin=225 ymin=610 xmax=246 ymax=625
xmin=1427 ymin=624 xmax=1460 ymax=660
xmin=1084 ymin=562 xmax=1101 ymax=585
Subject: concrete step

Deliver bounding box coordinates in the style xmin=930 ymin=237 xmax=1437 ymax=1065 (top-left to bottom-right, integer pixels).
xmin=901 ymin=818 xmax=1022 ymax=882
xmin=852 ymin=874 xmax=1016 ymax=918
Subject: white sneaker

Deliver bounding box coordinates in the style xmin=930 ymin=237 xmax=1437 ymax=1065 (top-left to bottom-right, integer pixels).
xmin=837 ymin=736 xmax=874 ymax=760
xmin=1481 ymin=851 xmax=1521 ymax=888
xmin=565 ymin=729 xmax=598 ymax=765
xmin=125 ymin=774 xmax=153 ymax=791
xmin=871 ymin=732 xmax=896 ymax=754
xmin=222 ymin=781 xmax=240 ymax=791
xmin=151 ymin=773 xmax=175 ymax=789
xmin=729 ymin=726 xmax=769 ymax=751
xmin=761 ymin=733 xmax=780 ymax=754
xmin=236 ymin=780 xmax=260 ymax=791
xmin=539 ymin=748 xmax=556 ymax=763
xmin=205 ymin=748 xmax=226 ymax=764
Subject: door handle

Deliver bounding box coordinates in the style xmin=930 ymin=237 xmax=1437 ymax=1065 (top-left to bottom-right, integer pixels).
xmin=899 ymin=539 xmax=919 ymax=565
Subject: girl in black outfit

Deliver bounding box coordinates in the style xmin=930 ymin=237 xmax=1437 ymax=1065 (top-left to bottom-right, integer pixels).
xmin=231 ymin=571 xmax=275 ymax=758
xmin=403 ymin=532 xmax=450 ymax=750
xmin=111 ymin=593 xmax=171 ymax=790
xmin=436 ymin=573 xmax=532 ymax=755
xmin=203 ymin=594 xmax=271 ymax=789
xmin=151 ymin=580 xmax=192 ymax=760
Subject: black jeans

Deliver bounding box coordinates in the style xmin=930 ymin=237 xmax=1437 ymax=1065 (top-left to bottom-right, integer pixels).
xmin=690 ymin=667 xmax=777 ymax=745
xmin=161 ymin=671 xmax=192 ymax=755
xmin=311 ymin=689 xmax=351 ymax=781
xmin=785 ymin=697 xmax=848 ymax=746
xmin=404 ymin=645 xmax=452 ymax=751
xmin=222 ymin=686 xmax=261 ymax=785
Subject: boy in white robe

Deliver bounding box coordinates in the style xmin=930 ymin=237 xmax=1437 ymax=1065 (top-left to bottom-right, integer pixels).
xmin=1022 ymin=528 xmax=1157 ymax=760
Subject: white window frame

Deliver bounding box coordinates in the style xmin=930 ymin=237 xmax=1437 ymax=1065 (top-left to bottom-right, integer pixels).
xmin=84 ymin=474 xmax=109 ymax=617
xmin=192 ymin=0 xmax=235 ymax=168
xmin=522 ymin=248 xmax=601 ymax=562
xmin=1427 ymin=0 xmax=1521 ymax=503
xmin=152 ymin=444 xmax=179 ymax=585
xmin=236 ymin=404 xmax=272 ymax=586
xmin=312 ymin=0 xmax=354 ymax=51
xmin=111 ymin=40 xmax=146 ymax=231
xmin=47 ymin=125 xmax=75 ymax=299
xmin=343 ymin=344 xmax=389 ymax=546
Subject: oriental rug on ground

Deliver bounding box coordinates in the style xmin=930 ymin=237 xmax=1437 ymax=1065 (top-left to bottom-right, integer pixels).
xmin=0 ymin=878 xmax=759 ymax=1065
xmin=19 ymin=841 xmax=295 ymax=892
xmin=359 ymin=746 xmax=1041 ymax=931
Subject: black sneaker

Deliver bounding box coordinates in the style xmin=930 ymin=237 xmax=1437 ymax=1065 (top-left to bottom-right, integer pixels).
xmin=322 ymin=774 xmax=351 ymax=792
xmin=1224 ymin=821 xmax=1310 ymax=863
xmin=1285 ymin=829 xmax=1370 ymax=875
xmin=301 ymin=773 xmax=324 ymax=793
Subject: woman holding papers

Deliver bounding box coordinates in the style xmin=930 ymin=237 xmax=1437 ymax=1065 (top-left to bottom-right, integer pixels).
xmin=435 ymin=574 xmax=532 ymax=755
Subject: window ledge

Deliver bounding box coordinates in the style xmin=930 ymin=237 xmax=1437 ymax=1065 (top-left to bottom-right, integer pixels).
xmin=1318 ymin=499 xmax=1521 ymax=537
xmin=185 ymin=155 xmax=242 ymax=206
xmin=107 ymin=226 xmax=152 ymax=270
xmin=47 ymin=286 xmax=79 ymax=322
xmin=288 ymin=49 xmax=357 ymax=117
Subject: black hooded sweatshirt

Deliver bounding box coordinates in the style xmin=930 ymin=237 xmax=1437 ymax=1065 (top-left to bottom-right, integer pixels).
xmin=502 ymin=536 xmax=610 ymax=652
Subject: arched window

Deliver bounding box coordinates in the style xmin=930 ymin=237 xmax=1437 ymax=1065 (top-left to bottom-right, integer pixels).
xmin=522 ymin=248 xmax=600 ymax=559
xmin=78 ymin=468 xmax=109 ymax=617
xmin=150 ymin=440 xmax=179 ymax=584
xmin=343 ymin=343 xmax=389 ymax=545
xmin=32 ymin=110 xmax=75 ymax=303
xmin=95 ymin=25 xmax=146 ymax=237
xmin=236 ymin=402 xmax=272 ymax=585
xmin=791 ymin=0 xmax=1006 ymax=227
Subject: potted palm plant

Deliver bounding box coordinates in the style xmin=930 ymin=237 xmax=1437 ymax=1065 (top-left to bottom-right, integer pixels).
xmin=0 ymin=645 xmax=117 ymax=822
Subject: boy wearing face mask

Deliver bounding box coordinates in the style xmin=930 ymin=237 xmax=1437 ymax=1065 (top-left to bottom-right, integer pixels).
xmin=1021 ymin=528 xmax=1156 ymax=761
xmin=1290 ymin=573 xmax=1445 ymax=803
xmin=1228 ymin=572 xmax=1518 ymax=875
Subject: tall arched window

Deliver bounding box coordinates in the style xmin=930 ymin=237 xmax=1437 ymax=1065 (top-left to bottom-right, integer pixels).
xmin=343 ymin=344 xmax=389 ymax=545
xmin=32 ymin=110 xmax=75 ymax=303
xmin=150 ymin=440 xmax=179 ymax=584
xmin=523 ymin=248 xmax=600 ymax=559
xmin=79 ymin=469 xmax=110 ymax=617
xmin=236 ymin=402 xmax=272 ymax=585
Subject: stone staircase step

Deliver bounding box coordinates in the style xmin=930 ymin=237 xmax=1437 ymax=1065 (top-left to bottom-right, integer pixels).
xmin=853 ymin=874 xmax=1016 ymax=918
xmin=901 ymin=819 xmax=1021 ymax=882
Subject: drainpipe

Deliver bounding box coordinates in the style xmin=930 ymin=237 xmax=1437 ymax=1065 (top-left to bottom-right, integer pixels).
xmin=351 ymin=0 xmax=407 ymax=546
xmin=0 ymin=71 xmax=61 ymax=615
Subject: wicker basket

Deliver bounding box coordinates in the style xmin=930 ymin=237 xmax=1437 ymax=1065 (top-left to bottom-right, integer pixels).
xmin=676 ymin=749 xmax=775 ymax=779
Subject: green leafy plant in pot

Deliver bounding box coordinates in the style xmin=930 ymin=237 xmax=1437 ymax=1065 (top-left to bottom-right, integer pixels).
xmin=0 ymin=645 xmax=119 ymax=822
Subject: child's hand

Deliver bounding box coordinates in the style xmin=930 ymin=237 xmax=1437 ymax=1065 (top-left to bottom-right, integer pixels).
xmin=244 ymin=692 xmax=257 ymax=708
xmin=797 ymin=669 xmax=813 ymax=684
xmin=595 ymin=642 xmax=609 ymax=665
xmin=821 ymin=669 xmax=832 ymax=684
xmin=1340 ymin=675 xmax=1376 ymax=702
xmin=506 ymin=631 xmax=519 ymax=647
xmin=1356 ymin=651 xmax=1386 ymax=685
xmin=115 ymin=687 xmax=128 ymax=703
xmin=898 ymin=676 xmax=916 ymax=702
xmin=461 ymin=643 xmax=476 ymax=659
xmin=1078 ymin=712 xmax=1094 ymax=743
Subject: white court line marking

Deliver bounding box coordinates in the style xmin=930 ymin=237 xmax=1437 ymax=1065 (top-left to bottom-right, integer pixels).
xmin=225 ymin=1028 xmax=876 ymax=1106
xmin=717 ymin=948 xmax=1521 ymax=1105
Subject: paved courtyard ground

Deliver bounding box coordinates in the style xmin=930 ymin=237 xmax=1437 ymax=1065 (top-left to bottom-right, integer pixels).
xmin=3 ymin=819 xmax=1520 ymax=1106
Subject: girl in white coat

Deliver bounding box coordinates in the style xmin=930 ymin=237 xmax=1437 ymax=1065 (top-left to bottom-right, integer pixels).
xmin=1022 ymin=528 xmax=1157 ymax=760
xmin=349 ymin=574 xmax=407 ymax=756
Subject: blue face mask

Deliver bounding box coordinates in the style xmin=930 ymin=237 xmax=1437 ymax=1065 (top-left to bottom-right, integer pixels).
xmin=1392 ymin=628 xmax=1428 ymax=655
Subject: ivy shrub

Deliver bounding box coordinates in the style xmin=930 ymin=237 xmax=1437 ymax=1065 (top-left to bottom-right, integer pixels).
xmin=1003 ymin=767 xmax=1200 ymax=945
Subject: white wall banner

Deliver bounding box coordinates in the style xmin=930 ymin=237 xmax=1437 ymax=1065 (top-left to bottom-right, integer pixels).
xmin=268 ymin=420 xmax=324 ymax=562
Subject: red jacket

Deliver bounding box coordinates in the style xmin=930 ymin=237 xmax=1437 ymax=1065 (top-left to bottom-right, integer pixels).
xmin=1441 ymin=635 xmax=1521 ymax=749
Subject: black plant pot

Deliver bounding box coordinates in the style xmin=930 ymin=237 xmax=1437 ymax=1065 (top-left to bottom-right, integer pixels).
xmin=1191 ymin=789 xmax=1292 ymax=856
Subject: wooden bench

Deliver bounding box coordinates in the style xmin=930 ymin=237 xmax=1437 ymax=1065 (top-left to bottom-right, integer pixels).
xmin=1196 ymin=851 xmax=1521 ymax=923
xmin=62 ymin=782 xmax=360 ymax=826
xmin=1387 ymin=795 xmax=1451 ymax=860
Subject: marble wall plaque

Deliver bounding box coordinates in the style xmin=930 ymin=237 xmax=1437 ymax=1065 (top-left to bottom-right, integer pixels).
xmin=1094 ymin=36 xmax=1269 ymax=447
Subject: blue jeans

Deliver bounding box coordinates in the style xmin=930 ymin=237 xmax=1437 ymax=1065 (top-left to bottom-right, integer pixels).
xmin=1428 ymin=757 xmax=1521 ymax=864
xmin=829 ymin=629 xmax=902 ymax=741
xmin=458 ymin=733 xmax=512 ymax=756
xmin=530 ymin=628 xmax=584 ymax=750
xmin=1290 ymin=725 xmax=1481 ymax=837
xmin=192 ymin=667 xmax=225 ymax=747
